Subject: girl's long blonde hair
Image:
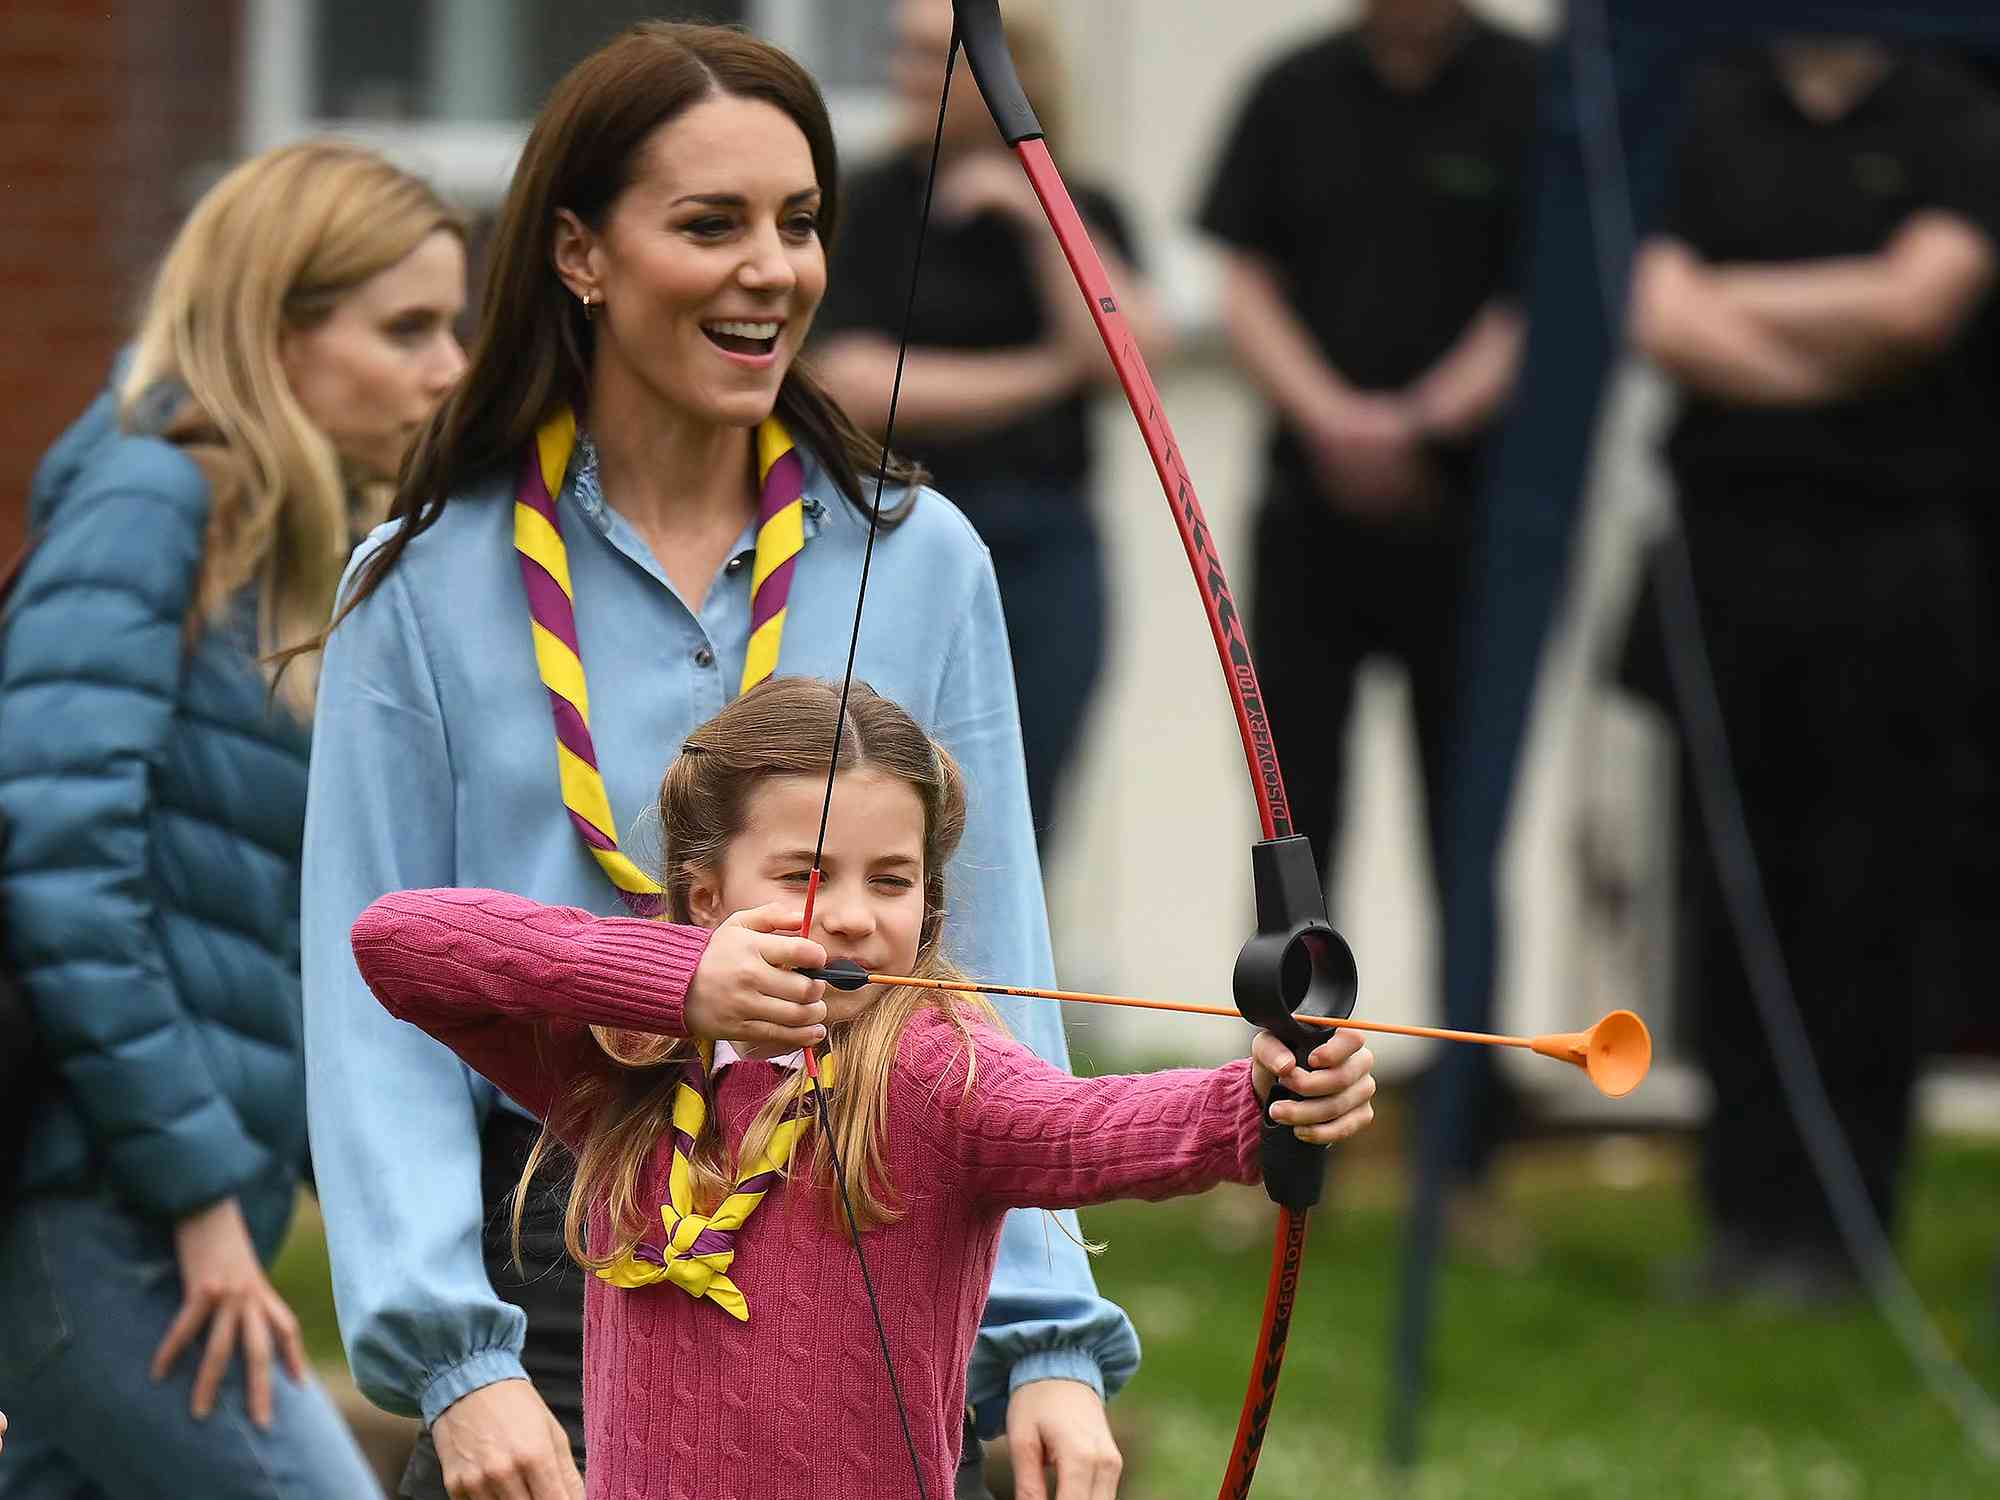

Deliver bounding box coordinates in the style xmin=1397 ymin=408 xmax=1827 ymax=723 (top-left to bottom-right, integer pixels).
xmin=120 ymin=141 xmax=462 ymax=716
xmin=518 ymin=677 xmax=998 ymax=1271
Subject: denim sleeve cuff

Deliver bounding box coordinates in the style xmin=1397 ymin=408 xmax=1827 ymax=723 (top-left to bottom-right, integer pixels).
xmin=417 ymin=1347 xmax=533 ymax=1428
xmin=1007 ymin=1348 xmax=1106 ymax=1399
xmin=969 ymin=1348 xmax=1109 ymax=1439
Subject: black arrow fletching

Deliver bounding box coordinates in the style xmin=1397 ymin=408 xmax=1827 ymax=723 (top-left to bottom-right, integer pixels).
xmin=805 ymin=960 xmax=872 ymax=991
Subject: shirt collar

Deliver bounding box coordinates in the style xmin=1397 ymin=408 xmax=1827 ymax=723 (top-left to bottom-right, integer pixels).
xmin=566 ymin=428 xmax=833 ymax=541
xmin=1757 ymin=48 xmax=1907 ymax=129
xmin=710 ymin=1040 xmax=806 ymax=1074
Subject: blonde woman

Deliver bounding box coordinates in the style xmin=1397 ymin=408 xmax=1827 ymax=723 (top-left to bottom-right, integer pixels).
xmin=0 ymin=141 xmax=465 ymax=1498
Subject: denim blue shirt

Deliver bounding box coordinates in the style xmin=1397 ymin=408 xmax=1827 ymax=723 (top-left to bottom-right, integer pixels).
xmin=301 ymin=439 xmax=1139 ymax=1431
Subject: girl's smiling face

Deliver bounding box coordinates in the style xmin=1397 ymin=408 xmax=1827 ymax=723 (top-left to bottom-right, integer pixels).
xmin=688 ymin=768 xmax=927 ymax=1023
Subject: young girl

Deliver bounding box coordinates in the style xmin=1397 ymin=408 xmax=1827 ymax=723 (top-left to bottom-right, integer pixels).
xmin=351 ymin=677 xmax=1376 ymax=1500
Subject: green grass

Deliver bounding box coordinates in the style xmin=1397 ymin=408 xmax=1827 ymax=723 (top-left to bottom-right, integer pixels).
xmin=273 ymin=1135 xmax=2000 ymax=1498
xmin=270 ymin=1194 xmax=341 ymax=1369
xmin=1081 ymin=1134 xmax=2000 ymax=1498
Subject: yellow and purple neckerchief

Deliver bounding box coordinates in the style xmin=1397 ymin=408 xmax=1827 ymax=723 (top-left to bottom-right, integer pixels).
xmin=513 ymin=406 xmax=817 ymax=1315
xmin=512 ymin=405 xmax=809 ymax=917
xmin=595 ymin=1044 xmax=837 ymax=1321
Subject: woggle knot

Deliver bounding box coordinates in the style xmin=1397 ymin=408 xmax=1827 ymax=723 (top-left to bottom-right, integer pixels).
xmin=595 ymin=1204 xmax=750 ymax=1321
xmin=594 ymin=1054 xmax=834 ymax=1322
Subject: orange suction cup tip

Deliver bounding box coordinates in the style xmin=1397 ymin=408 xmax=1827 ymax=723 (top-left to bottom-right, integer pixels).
xmin=1584 ymin=1010 xmax=1652 ymax=1097
xmin=1529 ymin=1010 xmax=1653 ymax=1098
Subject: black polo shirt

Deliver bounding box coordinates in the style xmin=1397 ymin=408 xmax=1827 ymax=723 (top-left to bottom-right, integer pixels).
xmin=1664 ymin=52 xmax=2000 ymax=506
xmin=814 ymin=152 xmax=1138 ymax=500
xmin=1195 ymin=18 xmax=1541 ymax=497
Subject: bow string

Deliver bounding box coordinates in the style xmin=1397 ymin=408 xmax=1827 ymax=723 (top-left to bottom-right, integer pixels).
xmin=942 ymin=6 xmax=1362 ymax=1495
xmin=806 ymin=6 xmax=1362 ymax=1496
xmin=793 ymin=20 xmax=965 ymax=1500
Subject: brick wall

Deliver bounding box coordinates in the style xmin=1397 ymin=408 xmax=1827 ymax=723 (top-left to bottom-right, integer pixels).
xmin=1 ymin=2 xmax=241 ymax=554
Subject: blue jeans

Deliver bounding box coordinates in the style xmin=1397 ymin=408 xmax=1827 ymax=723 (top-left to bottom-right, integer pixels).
xmin=0 ymin=1190 xmax=380 ymax=1499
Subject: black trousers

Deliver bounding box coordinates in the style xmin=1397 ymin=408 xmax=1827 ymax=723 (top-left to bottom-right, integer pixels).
xmin=398 ymin=1114 xmax=998 ymax=1499
xmin=956 ymin=1415 xmax=995 ymax=1500
xmin=1677 ymin=495 xmax=1974 ymax=1258
xmin=1248 ymin=487 xmax=1508 ymax=1179
xmin=948 ymin=479 xmax=1107 ymax=850
xmin=398 ymin=1112 xmax=587 ymax=1499
xmin=1946 ymin=495 xmax=2000 ymax=1051
xmin=1248 ymin=490 xmax=1468 ymax=882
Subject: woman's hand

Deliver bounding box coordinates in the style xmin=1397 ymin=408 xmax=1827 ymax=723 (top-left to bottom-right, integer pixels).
xmin=935 ymin=150 xmax=1044 ymax=227
xmin=432 ymin=1378 xmax=584 ymax=1500
xmin=1006 ymin=1378 xmax=1123 ymax=1500
xmin=150 ymin=1196 xmax=309 ymax=1429
xmin=685 ymin=901 xmax=829 ymax=1053
xmin=1250 ymin=1029 xmax=1377 ymax=1146
xmin=937 ymin=150 xmax=1114 ymax=393
xmin=1299 ymin=390 xmax=1438 ymax=519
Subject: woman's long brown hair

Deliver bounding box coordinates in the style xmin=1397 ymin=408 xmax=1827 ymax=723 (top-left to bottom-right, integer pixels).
xmin=516 ymin=677 xmax=998 ymax=1272
xmin=317 ymin=21 xmax=924 ymax=646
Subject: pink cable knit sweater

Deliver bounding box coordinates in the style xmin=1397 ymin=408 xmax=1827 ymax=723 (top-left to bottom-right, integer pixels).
xmin=351 ymin=888 xmax=1264 ymax=1500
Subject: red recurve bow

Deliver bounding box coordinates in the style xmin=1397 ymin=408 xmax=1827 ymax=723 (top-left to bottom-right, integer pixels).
xmin=804 ymin=8 xmax=1362 ymax=1493
xmin=945 ymin=5 xmax=1362 ymax=1493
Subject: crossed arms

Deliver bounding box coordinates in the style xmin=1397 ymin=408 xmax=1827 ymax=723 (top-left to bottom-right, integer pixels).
xmin=1630 ymin=210 xmax=1997 ymax=405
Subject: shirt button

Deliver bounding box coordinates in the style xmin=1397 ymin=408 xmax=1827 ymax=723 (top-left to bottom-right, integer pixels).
xmin=693 ymin=646 xmax=715 ymax=668
xmin=725 ymin=554 xmax=747 ymax=575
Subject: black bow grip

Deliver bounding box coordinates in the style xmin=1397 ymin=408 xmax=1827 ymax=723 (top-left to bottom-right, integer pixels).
xmin=1233 ymin=836 xmax=1359 ymax=1211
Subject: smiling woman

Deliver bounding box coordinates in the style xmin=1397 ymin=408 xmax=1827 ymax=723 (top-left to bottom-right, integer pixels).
xmin=299 ymin=20 xmax=1142 ymax=1500
xmin=551 ymin=92 xmax=826 ymax=383
xmin=547 ymin=90 xmax=833 ymax=598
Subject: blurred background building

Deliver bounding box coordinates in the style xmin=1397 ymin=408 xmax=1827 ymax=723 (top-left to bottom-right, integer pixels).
xmin=2 ymin=6 xmax=242 ymax=551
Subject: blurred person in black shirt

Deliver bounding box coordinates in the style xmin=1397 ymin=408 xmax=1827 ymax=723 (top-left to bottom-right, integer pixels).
xmin=815 ymin=0 xmax=1168 ymax=849
xmin=1631 ymin=40 xmax=2000 ymax=1302
xmin=1195 ymin=0 xmax=1538 ymax=1206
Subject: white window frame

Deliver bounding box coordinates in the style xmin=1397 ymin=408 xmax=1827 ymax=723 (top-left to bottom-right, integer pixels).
xmin=242 ymin=0 xmax=898 ymax=207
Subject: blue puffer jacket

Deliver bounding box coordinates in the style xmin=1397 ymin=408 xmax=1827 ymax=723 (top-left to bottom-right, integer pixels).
xmin=0 ymin=383 xmax=312 ymax=1259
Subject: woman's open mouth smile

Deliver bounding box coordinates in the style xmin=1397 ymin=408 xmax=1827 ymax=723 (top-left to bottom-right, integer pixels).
xmin=702 ymin=319 xmax=782 ymax=362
